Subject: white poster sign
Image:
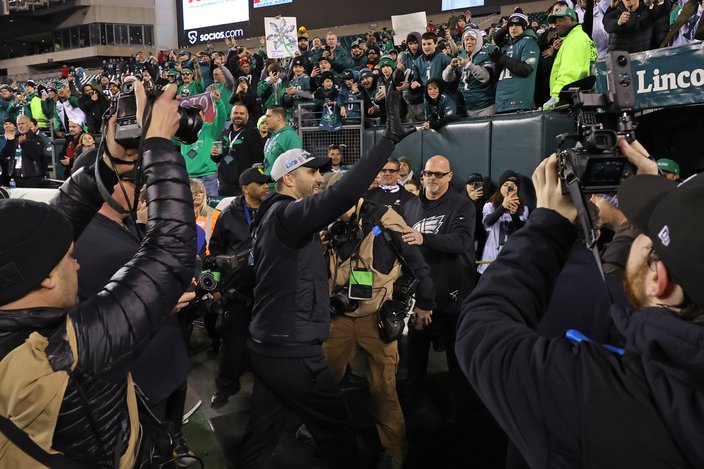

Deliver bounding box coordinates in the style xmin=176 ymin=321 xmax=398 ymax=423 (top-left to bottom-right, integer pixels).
xmin=265 ymin=17 xmax=298 ymax=59
xmin=391 ymin=11 xmax=428 ymax=46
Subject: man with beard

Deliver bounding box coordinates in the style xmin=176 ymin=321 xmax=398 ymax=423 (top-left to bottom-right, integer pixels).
xmin=350 ymin=40 xmax=369 ymax=71
xmin=237 ymin=88 xmax=415 ymax=469
xmin=212 ymin=103 xmax=264 ymax=196
xmin=77 ymin=83 xmax=109 ymax=134
xmin=454 ymin=142 xmax=704 ymax=467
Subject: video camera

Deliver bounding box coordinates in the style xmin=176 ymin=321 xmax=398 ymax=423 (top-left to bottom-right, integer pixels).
xmin=113 ymin=80 xmax=203 ymax=148
xmin=197 ymin=251 xmax=251 ymax=292
xmin=556 ymin=51 xmax=637 ymax=195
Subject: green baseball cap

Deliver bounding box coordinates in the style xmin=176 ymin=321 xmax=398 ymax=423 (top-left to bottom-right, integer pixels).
xmin=657 ymin=158 xmax=680 ymax=176
xmin=548 ymin=6 xmax=578 ymax=23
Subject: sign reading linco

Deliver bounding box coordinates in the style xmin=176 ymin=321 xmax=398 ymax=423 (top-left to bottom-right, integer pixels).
xmin=594 ymin=44 xmax=704 ymax=110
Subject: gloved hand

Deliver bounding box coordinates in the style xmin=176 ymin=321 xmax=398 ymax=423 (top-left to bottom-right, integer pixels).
xmin=542 ymin=97 xmax=558 ymax=111
xmin=490 ymin=48 xmax=503 ymax=63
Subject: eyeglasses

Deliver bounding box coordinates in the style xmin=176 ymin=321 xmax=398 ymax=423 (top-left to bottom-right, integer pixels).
xmin=380 ymin=168 xmax=398 ymax=174
xmin=421 ymin=170 xmax=450 ymax=179
xmin=181 ymin=72 xmax=193 ymax=76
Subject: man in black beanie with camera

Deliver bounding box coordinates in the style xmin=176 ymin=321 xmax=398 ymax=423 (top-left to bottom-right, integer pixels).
xmin=237 ymin=87 xmax=415 ymax=469
xmin=0 ymin=80 xmax=195 ymax=468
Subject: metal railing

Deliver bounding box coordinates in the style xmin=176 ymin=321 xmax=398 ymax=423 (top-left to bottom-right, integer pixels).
xmin=296 ymin=100 xmax=365 ymax=166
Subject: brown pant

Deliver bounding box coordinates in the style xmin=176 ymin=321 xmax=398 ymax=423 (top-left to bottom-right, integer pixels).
xmin=323 ymin=313 xmax=406 ymax=458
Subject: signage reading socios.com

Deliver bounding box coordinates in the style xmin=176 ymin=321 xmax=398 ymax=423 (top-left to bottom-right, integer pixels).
xmin=182 ymin=0 xmax=248 ymax=45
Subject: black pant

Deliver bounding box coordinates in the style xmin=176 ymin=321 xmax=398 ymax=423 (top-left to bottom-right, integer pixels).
xmin=215 ymin=301 xmax=251 ymax=393
xmin=16 ymin=176 xmax=45 ymax=188
xmin=406 ymin=309 xmax=474 ymax=416
xmin=237 ymin=352 xmax=358 ymax=469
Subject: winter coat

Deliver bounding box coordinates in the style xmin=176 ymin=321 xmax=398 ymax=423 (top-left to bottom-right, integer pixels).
xmin=603 ymin=0 xmax=671 ymax=53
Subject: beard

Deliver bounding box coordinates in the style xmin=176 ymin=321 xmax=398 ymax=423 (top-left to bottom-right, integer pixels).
xmin=624 ymin=257 xmax=649 ymax=309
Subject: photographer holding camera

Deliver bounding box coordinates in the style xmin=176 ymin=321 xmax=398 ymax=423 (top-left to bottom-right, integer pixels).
xmin=0 ymin=80 xmax=196 ymax=467
xmin=323 ymin=200 xmax=435 ymax=469
xmin=237 ymin=87 xmax=415 ymax=469
xmin=456 ymin=140 xmax=704 ymax=467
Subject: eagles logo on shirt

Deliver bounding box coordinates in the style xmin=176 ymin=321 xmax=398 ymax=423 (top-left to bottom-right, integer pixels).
xmin=412 ymin=215 xmax=445 ymax=234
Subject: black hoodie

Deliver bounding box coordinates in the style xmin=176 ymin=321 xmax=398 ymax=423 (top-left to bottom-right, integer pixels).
xmin=248 ymin=138 xmax=395 ymax=357
xmin=457 ymin=208 xmax=701 ymax=468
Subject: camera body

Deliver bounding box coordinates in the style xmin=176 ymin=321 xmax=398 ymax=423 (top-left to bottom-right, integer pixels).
xmin=557 ymin=51 xmax=637 ymax=194
xmin=198 ymin=253 xmax=249 ymax=291
xmin=113 ymin=81 xmax=203 ymax=148
xmin=327 ymin=219 xmax=362 ymax=247
xmin=330 ymin=286 xmax=359 ymax=316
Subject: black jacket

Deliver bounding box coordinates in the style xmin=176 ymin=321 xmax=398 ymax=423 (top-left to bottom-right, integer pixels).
xmin=213 ymin=123 xmax=264 ymax=196
xmin=0 ymin=138 xmax=195 ymax=466
xmin=78 ymin=91 xmax=110 ymax=134
xmin=603 ymin=0 xmax=671 ymax=53
xmin=248 ymin=138 xmax=394 ymax=358
xmin=0 ymin=131 xmax=46 ymax=178
xmin=364 ymin=185 xmax=415 ymax=213
xmin=402 ymin=188 xmax=476 ymax=312
xmin=209 ymin=195 xmax=258 ymax=293
xmin=457 ymin=209 xmax=700 ymax=468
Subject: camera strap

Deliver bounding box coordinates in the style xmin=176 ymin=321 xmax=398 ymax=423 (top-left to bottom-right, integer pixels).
xmin=369 ymin=207 xmax=419 ymax=283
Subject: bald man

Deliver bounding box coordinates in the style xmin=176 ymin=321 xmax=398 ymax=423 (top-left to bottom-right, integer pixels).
xmin=401 ymin=155 xmax=477 ymax=430
xmin=0 ymin=114 xmax=47 ymax=187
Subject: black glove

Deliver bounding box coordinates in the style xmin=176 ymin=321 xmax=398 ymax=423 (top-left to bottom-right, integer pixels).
xmin=384 ymin=88 xmax=416 ymax=144
xmin=490 ymin=48 xmax=503 ymax=63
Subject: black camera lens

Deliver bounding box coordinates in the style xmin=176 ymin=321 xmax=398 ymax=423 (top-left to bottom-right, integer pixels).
xmin=121 ymin=82 xmax=134 ymax=94
xmin=175 ymin=105 xmax=203 ymax=145
xmin=617 ymin=55 xmax=628 ymax=66
xmin=199 ymin=271 xmax=218 ymax=291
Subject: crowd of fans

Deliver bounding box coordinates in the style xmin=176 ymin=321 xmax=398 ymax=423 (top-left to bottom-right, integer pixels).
xmin=0 ymin=1 xmax=701 ymax=468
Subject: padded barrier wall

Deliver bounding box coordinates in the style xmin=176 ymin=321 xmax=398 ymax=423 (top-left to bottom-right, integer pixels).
xmin=364 ymin=111 xmax=576 ymax=200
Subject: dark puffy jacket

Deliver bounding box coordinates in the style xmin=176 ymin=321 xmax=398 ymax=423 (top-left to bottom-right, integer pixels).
xmin=603 ymin=0 xmax=671 ymax=53
xmin=248 ymin=138 xmax=394 ymax=358
xmin=0 ymin=138 xmax=195 ymax=467
xmin=457 ymin=208 xmax=702 ymax=468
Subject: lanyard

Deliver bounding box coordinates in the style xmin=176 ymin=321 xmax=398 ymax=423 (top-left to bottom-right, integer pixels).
xmin=243 ymin=199 xmax=253 ymax=226
xmin=229 ymin=127 xmax=245 ymax=150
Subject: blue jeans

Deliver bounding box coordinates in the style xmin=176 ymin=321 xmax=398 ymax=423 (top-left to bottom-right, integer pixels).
xmin=197 ymin=174 xmax=218 ymax=198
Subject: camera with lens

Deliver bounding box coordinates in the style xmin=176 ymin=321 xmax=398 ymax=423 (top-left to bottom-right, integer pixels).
xmin=198 ymin=252 xmax=249 ymax=291
xmin=330 ymin=285 xmax=359 ymax=316
xmin=556 ymin=51 xmax=637 ymax=195
xmin=113 ymin=80 xmax=203 ymax=148
xmin=327 ymin=219 xmax=361 ymax=247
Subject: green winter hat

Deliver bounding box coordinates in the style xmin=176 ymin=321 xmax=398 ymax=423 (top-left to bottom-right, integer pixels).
xmin=378 ymin=54 xmax=396 ymax=70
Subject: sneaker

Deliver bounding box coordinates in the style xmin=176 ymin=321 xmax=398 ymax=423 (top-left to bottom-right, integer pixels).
xmin=210 ymin=388 xmax=238 ymax=409
xmin=295 ymin=423 xmax=313 ymax=444
xmin=173 ymin=434 xmax=198 ymax=468
xmin=377 ymin=451 xmax=404 ymax=469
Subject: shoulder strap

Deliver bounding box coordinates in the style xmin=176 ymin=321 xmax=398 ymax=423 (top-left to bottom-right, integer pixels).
xmin=368 ymin=206 xmax=418 ymax=281
xmin=0 ymin=415 xmax=91 ymax=469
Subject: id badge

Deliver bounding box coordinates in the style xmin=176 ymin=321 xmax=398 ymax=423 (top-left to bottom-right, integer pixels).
xmin=348 ymin=268 xmax=373 ymax=301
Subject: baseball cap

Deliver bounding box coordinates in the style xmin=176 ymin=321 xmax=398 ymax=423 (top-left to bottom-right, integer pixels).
xmin=657 ymin=158 xmax=680 ymax=176
xmin=179 ymin=50 xmax=191 ymax=56
xmin=466 ymin=172 xmax=483 ymax=184
xmin=25 ymin=80 xmax=37 ymax=88
xmin=367 ymin=46 xmax=381 ymax=56
xmin=548 ymin=6 xmax=578 ymax=23
xmin=270 ymin=149 xmax=329 ymax=182
xmin=240 ymin=167 xmax=272 ymax=187
xmin=618 ymin=173 xmax=704 ymax=304
xmin=359 ymin=69 xmax=374 ymax=80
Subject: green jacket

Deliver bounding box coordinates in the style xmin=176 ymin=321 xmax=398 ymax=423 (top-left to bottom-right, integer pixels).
xmin=177 ymin=78 xmax=205 ymax=98
xmin=257 ymin=79 xmax=289 ymax=115
xmin=178 ymin=97 xmax=226 ymax=178
xmin=263 ymin=125 xmax=302 ymax=175
xmin=549 ymin=25 xmax=597 ymax=100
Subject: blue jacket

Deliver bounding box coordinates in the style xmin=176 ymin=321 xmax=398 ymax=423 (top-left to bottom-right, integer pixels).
xmin=424 ymin=93 xmax=457 ymax=130
xmin=495 ymin=32 xmax=539 ymax=113
xmin=412 ymin=50 xmax=452 ymax=86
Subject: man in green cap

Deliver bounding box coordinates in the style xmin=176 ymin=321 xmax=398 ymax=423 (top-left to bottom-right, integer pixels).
xmin=657 ymin=158 xmax=681 ymax=181
xmin=543 ymin=5 xmax=597 ymax=110
xmin=177 ymin=66 xmax=204 ymax=98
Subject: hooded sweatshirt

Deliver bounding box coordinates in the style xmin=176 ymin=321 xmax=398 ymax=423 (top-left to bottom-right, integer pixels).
xmin=443 ymin=28 xmax=498 ymax=111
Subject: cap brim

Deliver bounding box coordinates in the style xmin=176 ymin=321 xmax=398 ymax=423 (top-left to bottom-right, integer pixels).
xmin=618 ymin=175 xmax=677 ymax=235
xmin=302 ymin=157 xmax=331 ymax=172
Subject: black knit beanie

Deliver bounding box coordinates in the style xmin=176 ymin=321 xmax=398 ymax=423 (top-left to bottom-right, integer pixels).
xmin=498 ymin=170 xmax=520 ymax=188
xmin=0 ymin=199 xmax=73 ymax=305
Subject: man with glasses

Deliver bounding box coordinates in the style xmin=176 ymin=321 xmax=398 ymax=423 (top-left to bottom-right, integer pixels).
xmin=364 ymin=157 xmax=415 ymax=212
xmin=401 ymin=156 xmax=477 ymax=456
xmin=177 ymin=67 xmax=205 ymax=98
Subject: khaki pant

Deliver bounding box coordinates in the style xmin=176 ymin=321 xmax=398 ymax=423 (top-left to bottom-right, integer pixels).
xmin=323 ymin=313 xmax=406 ymax=458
